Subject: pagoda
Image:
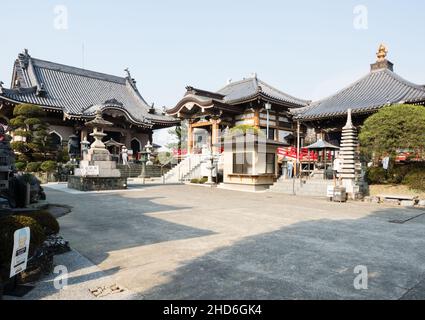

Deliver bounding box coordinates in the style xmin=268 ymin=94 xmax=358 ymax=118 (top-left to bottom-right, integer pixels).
xmin=339 ymin=109 xmax=362 ymax=199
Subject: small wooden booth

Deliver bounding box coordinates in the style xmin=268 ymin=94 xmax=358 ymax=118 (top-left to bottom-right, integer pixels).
xmin=218 ymin=132 xmax=288 ymax=192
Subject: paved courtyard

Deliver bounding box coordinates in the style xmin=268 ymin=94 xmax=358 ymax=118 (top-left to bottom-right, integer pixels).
xmin=41 ymin=183 xmax=425 ymax=300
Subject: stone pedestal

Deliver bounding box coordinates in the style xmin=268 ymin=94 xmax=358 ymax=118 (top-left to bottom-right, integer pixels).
xmin=68 ymin=176 xmax=127 ymax=191
xmin=68 ymin=109 xmax=125 ymax=191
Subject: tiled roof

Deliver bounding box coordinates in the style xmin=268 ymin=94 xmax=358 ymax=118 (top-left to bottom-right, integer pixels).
xmin=217 ymin=77 xmax=310 ymax=107
xmin=297 ymin=67 xmax=425 ymax=120
xmin=0 ymin=51 xmax=178 ymax=127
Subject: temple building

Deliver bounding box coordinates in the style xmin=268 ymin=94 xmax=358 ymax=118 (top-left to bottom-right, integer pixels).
xmin=295 ymin=44 xmax=425 ymax=146
xmin=167 ymin=75 xmax=310 ymax=154
xmin=0 ymin=49 xmax=178 ymax=159
xmin=165 ymin=45 xmax=425 ymax=193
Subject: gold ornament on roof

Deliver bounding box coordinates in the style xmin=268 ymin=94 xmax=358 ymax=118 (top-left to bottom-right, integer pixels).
xmin=376 ymin=44 xmax=388 ymax=62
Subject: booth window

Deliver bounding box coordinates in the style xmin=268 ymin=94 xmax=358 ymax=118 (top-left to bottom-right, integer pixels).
xmin=233 ymin=153 xmax=253 ymax=174
xmin=266 ymin=153 xmax=275 ymax=174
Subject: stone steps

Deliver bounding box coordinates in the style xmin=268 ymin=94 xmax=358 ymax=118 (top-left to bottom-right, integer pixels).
xmin=117 ymin=164 xmax=166 ymax=178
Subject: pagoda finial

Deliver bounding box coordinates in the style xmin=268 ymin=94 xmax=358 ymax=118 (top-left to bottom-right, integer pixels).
xmin=376 ymin=44 xmax=388 ymax=62
xmin=344 ymin=109 xmax=354 ymax=129
xmin=95 ymin=107 xmax=103 ymax=118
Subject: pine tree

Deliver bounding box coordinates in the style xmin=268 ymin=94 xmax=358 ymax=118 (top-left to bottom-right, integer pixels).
xmin=10 ymin=104 xmax=53 ymax=165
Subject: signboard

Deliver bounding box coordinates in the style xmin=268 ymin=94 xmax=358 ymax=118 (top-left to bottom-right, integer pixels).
xmin=10 ymin=227 xmax=30 ymax=278
xmin=77 ymin=165 xmax=100 ymax=177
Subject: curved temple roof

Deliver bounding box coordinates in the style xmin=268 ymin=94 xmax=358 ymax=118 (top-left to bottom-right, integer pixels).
xmin=296 ymin=62 xmax=425 ymax=121
xmin=0 ymin=50 xmax=178 ymax=128
xmin=168 ymin=76 xmax=310 ymax=116
xmin=217 ymin=77 xmax=310 ymax=107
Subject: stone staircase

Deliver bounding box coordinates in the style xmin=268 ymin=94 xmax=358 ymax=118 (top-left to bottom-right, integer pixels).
xmin=163 ymin=154 xmax=204 ymax=183
xmin=117 ymin=164 xmax=166 ymax=178
xmin=269 ymin=177 xmax=332 ymax=197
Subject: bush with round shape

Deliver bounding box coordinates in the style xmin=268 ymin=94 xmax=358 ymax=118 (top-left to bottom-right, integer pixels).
xmin=15 ymin=162 xmax=27 ymax=171
xmin=40 ymin=160 xmax=57 ymax=173
xmin=403 ymin=169 xmax=425 ymax=191
xmin=17 ymin=211 xmax=60 ymax=236
xmin=0 ymin=215 xmax=46 ymax=269
xmin=26 ymin=162 xmax=42 ymax=173
xmin=366 ymin=167 xmax=387 ymax=185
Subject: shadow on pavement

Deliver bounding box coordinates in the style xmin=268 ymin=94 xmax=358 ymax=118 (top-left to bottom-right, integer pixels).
xmin=138 ymin=207 xmax=425 ymax=300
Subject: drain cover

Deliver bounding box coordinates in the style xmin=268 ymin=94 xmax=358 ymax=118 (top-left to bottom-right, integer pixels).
xmin=389 ymin=212 xmax=425 ymax=224
xmin=89 ymin=284 xmax=125 ymax=298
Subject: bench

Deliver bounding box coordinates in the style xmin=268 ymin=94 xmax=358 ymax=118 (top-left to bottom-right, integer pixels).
xmin=378 ymin=194 xmax=418 ymax=201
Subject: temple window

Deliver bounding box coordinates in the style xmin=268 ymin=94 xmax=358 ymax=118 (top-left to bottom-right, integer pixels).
xmin=233 ymin=152 xmax=253 ymax=174
xmin=49 ymin=131 xmax=62 ymax=150
xmin=266 ymin=153 xmax=276 ymax=174
xmin=261 ymin=128 xmax=275 ymax=140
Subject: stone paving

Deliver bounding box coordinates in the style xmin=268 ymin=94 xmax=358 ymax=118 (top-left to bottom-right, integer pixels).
xmin=26 ymin=184 xmax=425 ymax=299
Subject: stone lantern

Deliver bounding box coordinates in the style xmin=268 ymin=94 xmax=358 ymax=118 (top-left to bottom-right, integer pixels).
xmin=68 ymin=109 xmax=126 ymax=191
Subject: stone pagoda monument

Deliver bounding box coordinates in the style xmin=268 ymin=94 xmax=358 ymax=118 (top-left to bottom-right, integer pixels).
xmin=68 ymin=109 xmax=126 ymax=191
xmin=339 ymin=109 xmax=362 ymax=199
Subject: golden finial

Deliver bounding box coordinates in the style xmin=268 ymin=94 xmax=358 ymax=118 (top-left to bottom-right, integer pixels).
xmin=376 ymin=44 xmax=388 ymax=62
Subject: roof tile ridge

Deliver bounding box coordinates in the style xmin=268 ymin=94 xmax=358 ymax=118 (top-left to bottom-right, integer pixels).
xmin=217 ymin=77 xmax=254 ymax=92
xmin=257 ymin=79 xmax=311 ymax=104
xmin=382 ymin=68 xmax=425 ymax=93
xmin=31 ymin=57 xmax=126 ymax=84
xmin=311 ymin=71 xmax=374 ymax=107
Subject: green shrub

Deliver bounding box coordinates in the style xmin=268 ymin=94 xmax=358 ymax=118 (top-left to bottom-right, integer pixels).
xmin=26 ymin=162 xmax=42 ymax=172
xmin=366 ymin=163 xmax=425 ymax=185
xmin=0 ymin=215 xmax=46 ymax=268
xmin=190 ymin=177 xmax=209 ymax=184
xmin=40 ymin=160 xmax=57 ymax=173
xmin=17 ymin=211 xmax=60 ymax=236
xmin=366 ymin=167 xmax=387 ymax=184
xmin=403 ymin=169 xmax=425 ymax=191
xmin=15 ymin=162 xmax=27 ymax=171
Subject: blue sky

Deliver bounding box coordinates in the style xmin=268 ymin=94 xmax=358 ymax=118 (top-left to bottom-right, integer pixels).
xmin=1 ymin=0 xmax=425 ymax=144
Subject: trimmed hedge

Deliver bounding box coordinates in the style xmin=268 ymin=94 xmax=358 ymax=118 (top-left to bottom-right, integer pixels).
xmin=40 ymin=160 xmax=57 ymax=173
xmin=366 ymin=167 xmax=387 ymax=185
xmin=190 ymin=177 xmax=208 ymax=184
xmin=26 ymin=162 xmax=42 ymax=173
xmin=0 ymin=215 xmax=46 ymax=269
xmin=17 ymin=211 xmax=60 ymax=236
xmin=366 ymin=163 xmax=425 ymax=191
xmin=403 ymin=169 xmax=425 ymax=191
xmin=15 ymin=162 xmax=27 ymax=171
